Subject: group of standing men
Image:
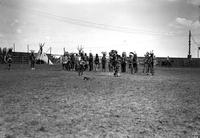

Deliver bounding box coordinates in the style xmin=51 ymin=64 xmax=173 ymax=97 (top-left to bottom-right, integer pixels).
xmin=61 ymin=52 xmax=103 ymax=74
xmin=62 ymin=50 xmax=155 ymax=76
xmin=1 ymin=47 xmax=154 ymax=77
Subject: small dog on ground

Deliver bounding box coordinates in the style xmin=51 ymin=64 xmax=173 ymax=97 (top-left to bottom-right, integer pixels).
xmin=83 ymin=77 xmax=90 ymax=80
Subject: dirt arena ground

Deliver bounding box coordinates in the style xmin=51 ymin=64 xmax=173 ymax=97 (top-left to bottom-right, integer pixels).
xmin=0 ymin=64 xmax=200 ymax=138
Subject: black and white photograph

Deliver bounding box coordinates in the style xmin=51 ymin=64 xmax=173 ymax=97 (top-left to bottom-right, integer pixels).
xmin=0 ymin=0 xmax=200 ymax=137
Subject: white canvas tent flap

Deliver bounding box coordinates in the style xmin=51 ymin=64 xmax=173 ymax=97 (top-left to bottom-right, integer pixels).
xmin=36 ymin=45 xmax=53 ymax=65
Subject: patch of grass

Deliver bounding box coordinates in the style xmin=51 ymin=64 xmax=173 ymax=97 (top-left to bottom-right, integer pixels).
xmin=0 ymin=65 xmax=200 ymax=137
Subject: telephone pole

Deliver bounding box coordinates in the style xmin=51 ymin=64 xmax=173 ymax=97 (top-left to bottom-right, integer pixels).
xmin=188 ymin=30 xmax=191 ymax=59
xmin=27 ymin=44 xmax=29 ymax=53
xmin=198 ymin=5 xmax=200 ymax=58
xmin=13 ymin=43 xmax=15 ymax=52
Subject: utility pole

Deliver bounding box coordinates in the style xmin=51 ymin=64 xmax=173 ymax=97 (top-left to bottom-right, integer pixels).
xmin=198 ymin=5 xmax=200 ymax=58
xmin=188 ymin=30 xmax=191 ymax=59
xmin=27 ymin=44 xmax=29 ymax=53
xmin=13 ymin=43 xmax=15 ymax=52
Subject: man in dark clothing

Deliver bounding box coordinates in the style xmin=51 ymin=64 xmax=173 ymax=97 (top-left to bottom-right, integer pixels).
xmin=84 ymin=53 xmax=89 ymax=71
xmin=132 ymin=52 xmax=138 ymax=73
xmin=30 ymin=51 xmax=35 ymax=70
xmin=147 ymin=52 xmax=154 ymax=75
xmin=113 ymin=54 xmax=120 ymax=77
xmin=128 ymin=54 xmax=133 ymax=74
xmin=70 ymin=53 xmax=75 ymax=70
xmin=88 ymin=53 xmax=93 ymax=71
xmin=94 ymin=54 xmax=99 ymax=71
xmin=101 ymin=53 xmax=106 ymax=72
xmin=121 ymin=52 xmax=127 ymax=73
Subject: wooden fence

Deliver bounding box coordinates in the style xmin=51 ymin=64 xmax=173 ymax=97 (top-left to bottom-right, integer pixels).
xmin=1 ymin=52 xmax=200 ymax=67
xmin=156 ymin=57 xmax=200 ymax=67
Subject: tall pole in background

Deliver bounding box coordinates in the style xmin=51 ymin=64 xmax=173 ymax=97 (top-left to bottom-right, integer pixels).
xmin=198 ymin=5 xmax=200 ymax=58
xmin=188 ymin=30 xmax=191 ymax=59
xmin=27 ymin=44 xmax=29 ymax=53
xmin=13 ymin=43 xmax=15 ymax=52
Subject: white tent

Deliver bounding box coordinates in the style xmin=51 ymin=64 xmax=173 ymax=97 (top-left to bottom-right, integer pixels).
xmin=36 ymin=44 xmax=53 ymax=65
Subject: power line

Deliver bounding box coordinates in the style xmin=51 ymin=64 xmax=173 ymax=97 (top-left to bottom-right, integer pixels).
xmin=0 ymin=0 xmax=188 ymax=37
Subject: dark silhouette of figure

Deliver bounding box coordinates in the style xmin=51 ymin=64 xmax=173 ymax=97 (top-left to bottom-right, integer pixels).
xmin=121 ymin=52 xmax=127 ymax=73
xmin=101 ymin=53 xmax=106 ymax=72
xmin=6 ymin=48 xmax=13 ymax=70
xmin=89 ymin=53 xmax=93 ymax=71
xmin=30 ymin=51 xmax=35 ymax=70
xmin=132 ymin=52 xmax=138 ymax=73
xmin=94 ymin=54 xmax=99 ymax=71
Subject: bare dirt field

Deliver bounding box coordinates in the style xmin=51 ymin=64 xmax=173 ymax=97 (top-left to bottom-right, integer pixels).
xmin=0 ymin=64 xmax=200 ymax=138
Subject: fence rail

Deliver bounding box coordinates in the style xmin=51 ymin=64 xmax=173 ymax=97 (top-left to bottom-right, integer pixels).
xmin=1 ymin=52 xmax=200 ymax=67
xmin=12 ymin=52 xmax=29 ymax=64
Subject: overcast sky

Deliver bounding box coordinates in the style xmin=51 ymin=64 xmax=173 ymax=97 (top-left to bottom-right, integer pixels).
xmin=0 ymin=0 xmax=200 ymax=57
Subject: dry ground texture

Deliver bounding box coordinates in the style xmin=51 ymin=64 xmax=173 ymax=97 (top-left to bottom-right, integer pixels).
xmin=0 ymin=64 xmax=200 ymax=138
